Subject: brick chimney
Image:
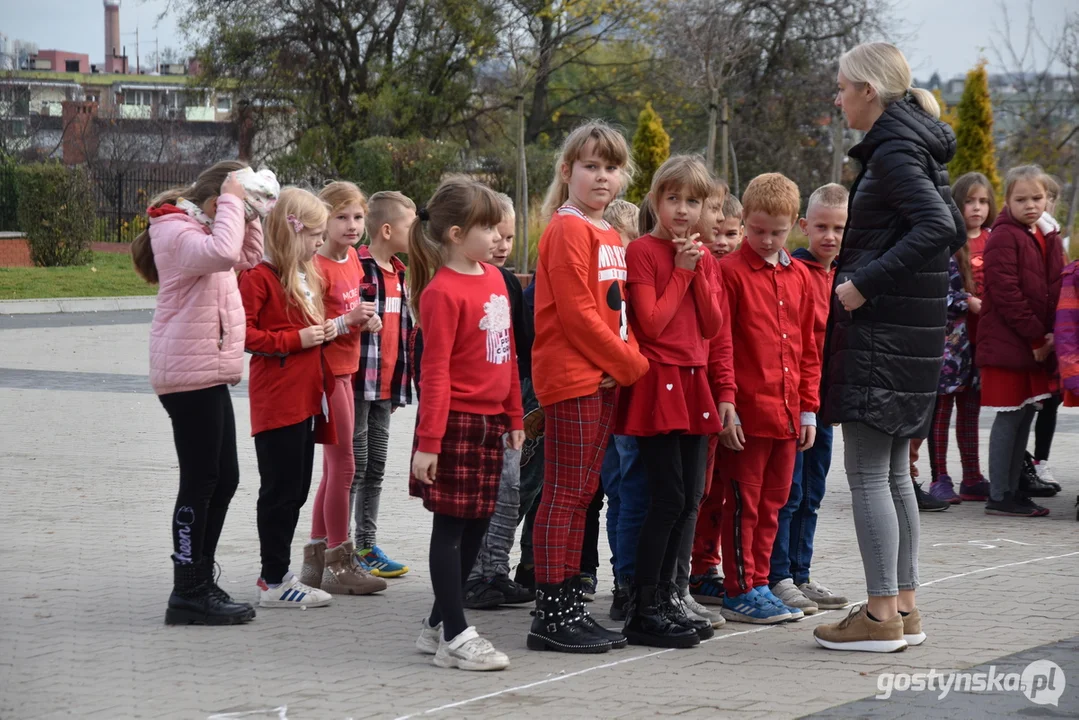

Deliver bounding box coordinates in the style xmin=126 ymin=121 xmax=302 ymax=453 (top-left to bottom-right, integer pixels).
xmin=62 ymin=101 xmax=99 ymax=165
xmin=104 ymin=0 xmax=124 ymax=73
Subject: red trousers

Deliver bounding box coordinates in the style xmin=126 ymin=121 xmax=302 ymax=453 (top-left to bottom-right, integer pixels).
xmin=533 ymin=389 xmax=615 ymax=584
xmin=691 ymin=434 xmax=723 ymax=576
xmin=720 ymin=435 xmax=796 ymax=597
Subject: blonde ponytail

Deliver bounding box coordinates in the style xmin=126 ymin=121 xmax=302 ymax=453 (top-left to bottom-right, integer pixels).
xmin=840 ymin=42 xmax=940 ymax=119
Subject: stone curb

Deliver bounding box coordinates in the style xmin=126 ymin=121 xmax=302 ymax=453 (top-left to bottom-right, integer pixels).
xmin=0 ymin=295 xmax=157 ymax=315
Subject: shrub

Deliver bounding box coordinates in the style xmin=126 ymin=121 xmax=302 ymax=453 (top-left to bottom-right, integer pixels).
xmin=0 ymin=156 xmax=18 ymax=231
xmin=627 ymin=102 xmax=670 ymax=205
xmin=15 ymin=163 xmax=95 ymax=267
xmin=949 ymin=61 xmax=1002 ymax=195
xmin=350 ymin=136 xmax=463 ymax=204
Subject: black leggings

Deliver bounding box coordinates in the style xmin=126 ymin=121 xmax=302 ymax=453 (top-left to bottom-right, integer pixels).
xmin=634 ymin=433 xmax=707 ymax=588
xmin=1034 ymin=394 xmax=1061 ymax=462
xmin=255 ymin=417 xmax=316 ymax=584
xmin=159 ymin=385 xmax=240 ymax=568
xmin=428 ymin=514 xmax=491 ymax=641
xmin=581 ymin=487 xmax=604 ymax=575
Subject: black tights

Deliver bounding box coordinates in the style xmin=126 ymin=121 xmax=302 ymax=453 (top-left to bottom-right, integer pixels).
xmin=634 ymin=433 xmax=707 ymax=588
xmin=581 ymin=487 xmax=604 ymax=575
xmin=428 ymin=514 xmax=491 ymax=641
xmin=1034 ymin=394 xmax=1060 ymax=462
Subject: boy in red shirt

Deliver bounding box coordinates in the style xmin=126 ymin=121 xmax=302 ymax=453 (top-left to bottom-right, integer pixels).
xmin=715 ymin=173 xmax=821 ymax=625
xmin=768 ymin=183 xmax=850 ymax=614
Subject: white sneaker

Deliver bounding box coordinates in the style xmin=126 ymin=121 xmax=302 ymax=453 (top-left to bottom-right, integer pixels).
xmin=681 ymin=587 xmax=725 ymax=628
xmin=257 ymin=572 xmax=332 ymax=608
xmin=433 ymin=627 xmax=509 ymax=671
xmin=416 ymin=618 xmax=442 ymax=655
xmin=771 ymin=578 xmax=818 ymax=615
xmin=798 ymin=579 xmax=850 ymax=610
xmin=1034 ymin=461 xmax=1057 ymax=484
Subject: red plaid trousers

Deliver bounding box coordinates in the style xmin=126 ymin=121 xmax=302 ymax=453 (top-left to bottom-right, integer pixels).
xmin=928 ymin=389 xmax=982 ymax=484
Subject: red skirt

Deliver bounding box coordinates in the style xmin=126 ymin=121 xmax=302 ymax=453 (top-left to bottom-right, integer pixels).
xmin=980 ymin=366 xmax=1054 ymax=410
xmin=615 ymin=360 xmax=721 ymax=436
xmin=409 ymin=410 xmax=508 ymax=518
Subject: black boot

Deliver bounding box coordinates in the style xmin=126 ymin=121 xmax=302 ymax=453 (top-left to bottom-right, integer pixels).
xmin=203 ymin=557 xmax=255 ymax=615
xmin=166 ymin=562 xmax=255 ymax=626
xmin=610 ymin=576 xmax=631 ymax=622
xmin=1020 ymin=458 xmax=1059 ymax=498
xmin=565 ymin=576 xmax=627 ymax=649
xmin=622 ymin=584 xmax=699 ymax=648
xmin=660 ymin=581 xmax=714 ymax=640
xmin=1024 ymin=452 xmax=1062 ymax=492
xmin=527 ymin=583 xmax=612 ymax=653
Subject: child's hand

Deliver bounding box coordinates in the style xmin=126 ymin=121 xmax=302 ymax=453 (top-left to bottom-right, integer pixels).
xmin=718 ymin=401 xmax=737 ymax=432
xmin=363 ymin=314 xmax=383 ymax=333
xmin=674 ymin=233 xmax=703 ymax=271
xmin=412 ymin=451 xmax=438 ymax=485
xmin=347 ymin=301 xmax=376 ymax=327
xmin=299 ymin=324 xmax=326 ymax=348
xmin=508 ymin=430 xmax=525 ymax=450
xmin=799 ymin=424 xmax=817 ymax=452
xmin=221 ymin=172 xmax=245 ymax=199
xmin=718 ymin=402 xmax=744 ymax=451
xmin=836 ymin=280 xmax=866 ymax=311
xmin=599 ymin=374 xmax=617 ymax=389
xmin=968 ymin=296 xmax=982 ymax=314
xmin=322 ymin=320 xmax=338 ymax=342
xmin=1033 ymin=334 xmax=1055 ymax=362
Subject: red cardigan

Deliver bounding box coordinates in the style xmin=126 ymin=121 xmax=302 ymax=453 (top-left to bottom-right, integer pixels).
xmin=239 ymin=262 xmax=336 ymax=438
xmin=976 ymin=209 xmax=1065 ymax=372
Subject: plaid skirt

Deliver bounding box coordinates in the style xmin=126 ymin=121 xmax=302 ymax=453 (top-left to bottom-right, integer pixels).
xmin=409 ymin=410 xmax=509 ymax=518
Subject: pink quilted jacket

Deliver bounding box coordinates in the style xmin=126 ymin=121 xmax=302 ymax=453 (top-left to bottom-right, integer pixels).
xmin=148 ymin=194 xmax=264 ymax=395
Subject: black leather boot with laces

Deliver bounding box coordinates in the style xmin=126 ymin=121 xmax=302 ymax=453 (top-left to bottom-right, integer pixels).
xmin=527 ymin=583 xmax=612 ymax=653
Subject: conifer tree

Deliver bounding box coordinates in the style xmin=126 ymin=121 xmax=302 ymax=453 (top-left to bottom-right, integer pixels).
xmin=948 ymin=61 xmax=1002 ymax=194
xmin=627 ymin=102 xmax=670 ymax=205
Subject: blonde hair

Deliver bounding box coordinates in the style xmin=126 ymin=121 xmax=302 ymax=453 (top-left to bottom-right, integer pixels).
xmin=495 ymin=192 xmax=515 ymax=218
xmin=604 ymin=199 xmax=640 ymax=238
xmin=367 ymin=190 xmax=417 ymax=239
xmin=839 ymin=42 xmax=940 ymax=119
xmin=1043 ymin=174 xmax=1061 ymax=202
xmin=722 ymin=193 xmax=743 ymax=220
xmin=806 ymin=183 xmax=849 ymax=213
xmin=638 ymin=194 xmax=656 ymax=235
xmin=649 ymin=155 xmax=713 ymax=200
xmin=1004 ymin=164 xmax=1048 ymax=201
xmin=132 ymin=159 xmax=248 ymax=284
xmin=541 ymin=121 xmax=635 ymax=220
xmin=264 ymin=187 xmax=328 ymax=324
xmin=742 ymin=173 xmax=800 ymax=222
xmin=408 ymin=176 xmax=504 ymax=324
xmin=319 ymin=180 xmax=367 ymax=215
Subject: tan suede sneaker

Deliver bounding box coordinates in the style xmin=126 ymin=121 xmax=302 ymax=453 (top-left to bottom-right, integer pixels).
xmin=322 ymin=541 xmax=387 ymax=595
xmin=902 ymin=607 xmax=926 ymax=646
xmin=813 ymin=604 xmax=907 ymax=653
xmin=299 ymin=540 xmax=326 ymax=589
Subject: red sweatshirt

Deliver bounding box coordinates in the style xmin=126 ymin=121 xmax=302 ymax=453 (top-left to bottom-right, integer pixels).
xmin=626 ymin=234 xmax=724 ymax=364
xmin=714 ymin=243 xmax=820 ymax=438
xmin=532 ymin=209 xmax=649 ymax=406
xmin=239 ymin=262 xmax=332 ymax=436
xmin=415 ymin=263 xmax=524 ymax=454
xmin=316 ymin=247 xmax=363 ymax=377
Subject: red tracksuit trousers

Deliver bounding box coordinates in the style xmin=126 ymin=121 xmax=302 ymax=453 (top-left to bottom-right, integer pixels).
xmin=691 ymin=434 xmax=723 ymax=576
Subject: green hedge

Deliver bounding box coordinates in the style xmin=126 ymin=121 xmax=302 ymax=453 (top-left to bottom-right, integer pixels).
xmin=351 ymin=136 xmax=462 ymax=204
xmin=15 ymin=163 xmax=95 ymax=267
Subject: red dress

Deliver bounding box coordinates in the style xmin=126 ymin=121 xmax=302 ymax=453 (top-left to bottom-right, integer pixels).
xmin=616 ymin=234 xmax=724 ymax=436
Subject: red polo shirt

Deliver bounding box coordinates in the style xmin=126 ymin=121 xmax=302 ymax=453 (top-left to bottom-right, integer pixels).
xmin=719 ymin=242 xmax=820 ymax=439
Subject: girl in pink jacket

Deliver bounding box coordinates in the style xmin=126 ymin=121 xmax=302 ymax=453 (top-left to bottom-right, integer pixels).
xmin=132 ymin=160 xmax=264 ymax=626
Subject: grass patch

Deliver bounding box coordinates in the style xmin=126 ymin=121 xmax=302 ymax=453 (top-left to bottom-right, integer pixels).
xmin=0 ymin=251 xmax=156 ymax=300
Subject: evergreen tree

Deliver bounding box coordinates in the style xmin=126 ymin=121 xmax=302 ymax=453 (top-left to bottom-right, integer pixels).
xmin=948 ymin=61 xmax=1002 ymax=193
xmin=627 ymin=102 xmax=670 ymax=205
xmin=933 ymin=88 xmax=958 ymax=131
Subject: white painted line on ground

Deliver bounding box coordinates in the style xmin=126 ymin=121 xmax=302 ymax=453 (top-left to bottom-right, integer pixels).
xmin=392 ymin=550 xmax=1079 ymax=720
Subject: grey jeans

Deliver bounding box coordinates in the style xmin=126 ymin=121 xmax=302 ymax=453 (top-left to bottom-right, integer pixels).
xmin=351 ymin=398 xmax=392 ymax=549
xmin=469 ymin=436 xmax=521 ymax=580
xmin=842 ymin=422 xmax=920 ymax=597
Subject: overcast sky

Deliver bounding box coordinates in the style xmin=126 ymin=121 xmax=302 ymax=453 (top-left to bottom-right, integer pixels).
xmin=0 ymin=0 xmax=1074 ymax=79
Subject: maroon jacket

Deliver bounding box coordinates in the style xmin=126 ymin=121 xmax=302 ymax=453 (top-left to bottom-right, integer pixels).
xmin=975 ymin=208 xmax=1065 ymax=371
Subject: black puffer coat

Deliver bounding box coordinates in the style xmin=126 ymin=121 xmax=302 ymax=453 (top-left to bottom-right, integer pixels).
xmin=822 ymin=97 xmax=967 ymax=438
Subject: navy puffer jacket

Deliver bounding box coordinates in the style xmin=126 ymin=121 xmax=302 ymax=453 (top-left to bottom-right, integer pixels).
xmin=822 ymin=97 xmax=967 ymax=438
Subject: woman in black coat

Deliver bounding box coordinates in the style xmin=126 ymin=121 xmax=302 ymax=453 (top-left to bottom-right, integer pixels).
xmin=813 ymin=42 xmax=966 ymax=654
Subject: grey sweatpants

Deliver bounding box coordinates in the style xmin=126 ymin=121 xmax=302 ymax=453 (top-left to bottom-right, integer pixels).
xmin=988 ymin=405 xmax=1037 ymax=502
xmin=842 ymin=422 xmax=921 ymax=597
xmin=469 ymin=436 xmax=521 ymax=580
xmin=351 ymin=398 xmax=392 ymax=549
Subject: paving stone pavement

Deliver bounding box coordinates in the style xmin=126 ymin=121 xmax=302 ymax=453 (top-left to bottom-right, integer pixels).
xmin=1 ymin=315 xmax=1077 ymax=720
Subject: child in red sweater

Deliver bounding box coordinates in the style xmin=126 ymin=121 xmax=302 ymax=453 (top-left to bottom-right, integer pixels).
xmin=616 ymin=155 xmax=725 ymax=648
xmin=716 ymin=173 xmax=820 ymax=625
xmin=408 ymin=177 xmax=523 ymax=671
xmin=240 ymin=188 xmax=337 ymax=610
xmin=529 ymin=121 xmax=649 ymax=655
xmin=297 ymin=182 xmax=385 ymax=597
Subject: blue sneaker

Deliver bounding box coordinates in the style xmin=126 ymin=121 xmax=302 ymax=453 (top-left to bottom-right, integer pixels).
xmin=721 ymin=588 xmax=791 ymax=624
xmin=756 ymin=585 xmax=804 ymax=621
xmin=357 ymin=545 xmax=409 ymax=578
xmin=689 ymin=568 xmax=725 ymax=606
